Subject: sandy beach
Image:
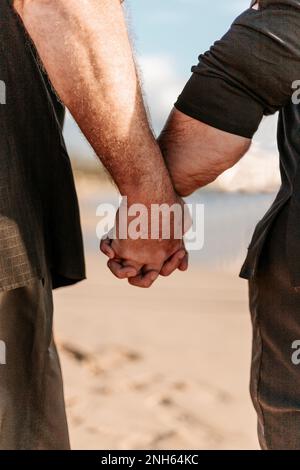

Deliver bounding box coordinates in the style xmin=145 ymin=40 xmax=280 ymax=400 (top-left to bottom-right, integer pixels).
xmin=52 ymin=178 xmax=261 ymax=450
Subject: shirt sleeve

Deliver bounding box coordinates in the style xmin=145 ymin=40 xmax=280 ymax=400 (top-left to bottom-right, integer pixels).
xmin=175 ymin=5 xmax=300 ymax=138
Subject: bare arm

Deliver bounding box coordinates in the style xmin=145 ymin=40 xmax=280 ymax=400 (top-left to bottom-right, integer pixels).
xmin=14 ymin=0 xmax=175 ymax=205
xmin=14 ymin=0 xmax=187 ymax=287
xmin=158 ymin=108 xmax=251 ymax=197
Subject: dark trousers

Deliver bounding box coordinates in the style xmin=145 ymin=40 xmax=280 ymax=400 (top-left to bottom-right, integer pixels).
xmin=0 ymin=272 xmax=70 ymax=449
xmin=249 ymin=204 xmax=300 ymax=449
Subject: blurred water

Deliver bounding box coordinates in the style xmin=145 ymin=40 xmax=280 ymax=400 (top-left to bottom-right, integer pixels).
xmin=82 ymin=190 xmax=276 ymax=273
xmin=187 ymin=191 xmax=275 ymax=270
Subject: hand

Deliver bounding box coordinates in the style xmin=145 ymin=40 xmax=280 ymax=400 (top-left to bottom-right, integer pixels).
xmin=100 ymin=193 xmax=190 ymax=288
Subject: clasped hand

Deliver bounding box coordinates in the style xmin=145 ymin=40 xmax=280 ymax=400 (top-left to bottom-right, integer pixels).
xmin=100 ymin=194 xmax=190 ymax=288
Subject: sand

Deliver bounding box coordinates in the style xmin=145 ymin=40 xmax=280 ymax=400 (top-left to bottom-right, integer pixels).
xmin=53 ymin=179 xmax=259 ymax=450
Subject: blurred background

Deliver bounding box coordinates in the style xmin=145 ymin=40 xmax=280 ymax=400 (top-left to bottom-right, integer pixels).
xmin=54 ymin=0 xmax=280 ymax=450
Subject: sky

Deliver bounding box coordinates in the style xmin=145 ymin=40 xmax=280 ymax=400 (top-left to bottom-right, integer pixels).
xmin=64 ymin=0 xmax=279 ymax=190
xmin=128 ymin=0 xmax=250 ymax=76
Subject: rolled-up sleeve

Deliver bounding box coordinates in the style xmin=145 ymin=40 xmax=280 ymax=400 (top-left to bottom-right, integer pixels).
xmin=175 ymin=4 xmax=300 ymax=138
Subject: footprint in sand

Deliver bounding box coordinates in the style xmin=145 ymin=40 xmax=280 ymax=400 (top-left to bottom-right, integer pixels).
xmin=145 ymin=381 xmax=226 ymax=448
xmin=59 ymin=341 xmax=142 ymax=376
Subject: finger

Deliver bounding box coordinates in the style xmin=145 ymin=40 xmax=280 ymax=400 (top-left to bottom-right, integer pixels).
xmin=128 ymin=270 xmax=159 ymax=288
xmin=100 ymin=238 xmax=115 ymax=259
xmin=160 ymin=249 xmax=186 ymax=277
xmin=107 ymin=259 xmax=137 ymax=279
xmin=121 ymin=259 xmax=143 ymax=273
xmin=178 ymin=252 xmax=189 ymax=271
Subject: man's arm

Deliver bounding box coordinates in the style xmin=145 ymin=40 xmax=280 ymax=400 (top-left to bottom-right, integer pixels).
xmin=159 ymin=3 xmax=300 ymax=196
xmin=158 ymin=108 xmax=251 ymax=197
xmin=14 ymin=0 xmax=174 ymax=204
xmin=14 ymin=0 xmax=187 ymax=287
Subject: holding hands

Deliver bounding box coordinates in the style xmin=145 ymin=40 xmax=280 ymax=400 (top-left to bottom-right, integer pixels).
xmin=100 ymin=191 xmax=190 ymax=288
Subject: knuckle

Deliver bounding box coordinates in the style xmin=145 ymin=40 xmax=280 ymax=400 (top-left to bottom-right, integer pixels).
xmin=160 ymin=270 xmax=169 ymax=277
xmin=142 ymin=282 xmax=152 ymax=289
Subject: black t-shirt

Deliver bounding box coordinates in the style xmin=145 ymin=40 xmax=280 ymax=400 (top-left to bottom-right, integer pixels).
xmin=257 ymin=0 xmax=300 ymax=6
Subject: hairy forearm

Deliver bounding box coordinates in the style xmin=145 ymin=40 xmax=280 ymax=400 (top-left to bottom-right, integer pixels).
xmin=14 ymin=0 xmax=175 ymax=202
xmin=158 ymin=109 xmax=251 ymax=196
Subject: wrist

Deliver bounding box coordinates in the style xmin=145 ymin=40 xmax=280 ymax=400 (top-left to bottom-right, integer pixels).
xmin=116 ymin=160 xmax=177 ymax=206
xmin=122 ymin=179 xmax=178 ymax=207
